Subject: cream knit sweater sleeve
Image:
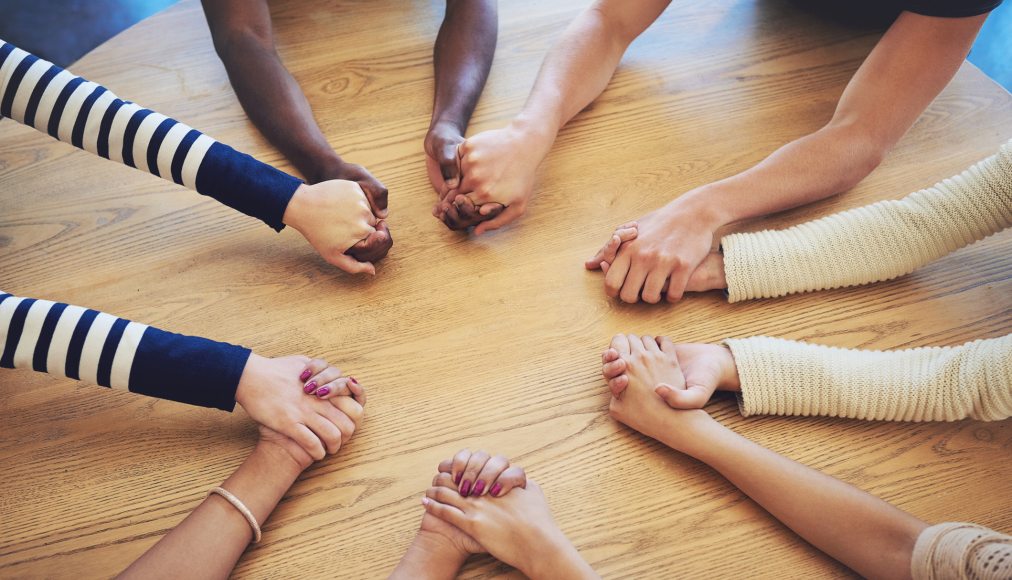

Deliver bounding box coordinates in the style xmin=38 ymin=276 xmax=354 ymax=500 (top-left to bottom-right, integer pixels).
xmin=721 ymin=139 xmax=1012 ymax=302
xmin=912 ymin=523 xmax=1012 ymax=580
xmin=724 ymin=334 xmax=1011 ymax=421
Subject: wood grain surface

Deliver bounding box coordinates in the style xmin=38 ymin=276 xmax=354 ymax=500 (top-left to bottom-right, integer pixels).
xmin=1 ymin=0 xmax=1010 ymax=577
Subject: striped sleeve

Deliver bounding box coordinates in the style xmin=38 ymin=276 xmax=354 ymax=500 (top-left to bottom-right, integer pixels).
xmin=0 ymin=40 xmax=301 ymax=231
xmin=0 ymin=291 xmax=251 ymax=411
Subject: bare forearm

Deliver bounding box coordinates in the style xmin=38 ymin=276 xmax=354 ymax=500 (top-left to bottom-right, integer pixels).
xmin=681 ymin=123 xmax=886 ymax=227
xmin=672 ymin=416 xmax=926 ymax=580
xmin=430 ymin=0 xmax=498 ymax=133
xmin=118 ymin=442 xmax=303 ymax=579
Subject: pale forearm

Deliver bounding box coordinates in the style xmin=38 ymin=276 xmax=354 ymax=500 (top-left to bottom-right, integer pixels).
xmin=679 ymin=122 xmax=887 ymax=228
xmin=119 ymin=442 xmax=303 ymax=579
xmin=675 ymin=416 xmax=926 ymax=580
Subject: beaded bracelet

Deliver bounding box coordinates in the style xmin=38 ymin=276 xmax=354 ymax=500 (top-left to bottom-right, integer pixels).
xmin=208 ymin=486 xmax=262 ymax=543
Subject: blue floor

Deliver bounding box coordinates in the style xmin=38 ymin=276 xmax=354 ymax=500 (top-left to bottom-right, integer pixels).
xmin=0 ymin=1 xmax=1008 ymax=87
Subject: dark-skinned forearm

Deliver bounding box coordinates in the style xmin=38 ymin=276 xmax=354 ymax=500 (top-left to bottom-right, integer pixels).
xmin=430 ymin=0 xmax=498 ymax=134
xmin=202 ymin=0 xmax=341 ymax=183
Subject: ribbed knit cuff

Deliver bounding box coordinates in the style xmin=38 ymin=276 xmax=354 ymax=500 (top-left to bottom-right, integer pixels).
xmin=912 ymin=522 xmax=1012 ymax=580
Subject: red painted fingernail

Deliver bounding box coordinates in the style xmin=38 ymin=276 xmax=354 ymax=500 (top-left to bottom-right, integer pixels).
xmin=299 ymin=369 xmax=311 ymax=381
xmin=471 ymin=481 xmax=485 ymax=496
xmin=489 ymin=483 xmax=502 ymax=497
xmin=303 ymin=381 xmax=317 ymax=394
xmin=459 ymin=480 xmax=471 ymax=496
xmin=316 ymin=387 xmax=330 ymax=397
xmin=350 ymin=376 xmax=359 ymax=385
xmin=453 ymin=472 xmax=462 ymax=484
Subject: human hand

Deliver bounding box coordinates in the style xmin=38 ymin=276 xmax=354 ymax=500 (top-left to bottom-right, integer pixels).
xmin=439 ymin=448 xmax=528 ymax=498
xmin=256 ymin=424 xmax=315 ymax=472
xmin=424 ymin=121 xmax=465 ymax=199
xmin=605 ymin=334 xmax=713 ymax=450
xmin=449 ymin=121 xmax=554 ymax=235
xmin=591 ymin=199 xmax=723 ymax=303
xmin=236 ymin=354 xmax=365 ymax=461
xmin=422 ymin=479 xmax=593 ymax=579
xmin=283 ymin=181 xmax=391 ymax=274
xmin=602 ymin=340 xmax=739 ymax=409
xmin=312 ymin=160 xmax=389 ymax=220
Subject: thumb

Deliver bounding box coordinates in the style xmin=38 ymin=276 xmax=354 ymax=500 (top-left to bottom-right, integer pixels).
xmin=655 ymin=383 xmax=711 ymax=409
xmin=440 ymin=143 xmax=460 ymax=189
xmin=329 ymin=253 xmax=377 ymax=276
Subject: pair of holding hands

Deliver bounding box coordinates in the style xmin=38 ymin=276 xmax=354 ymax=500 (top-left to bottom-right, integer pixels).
xmin=601 ymin=333 xmax=740 ymax=447
xmin=235 ymin=354 xmax=366 ymax=463
xmin=425 ymin=122 xmax=546 ymax=235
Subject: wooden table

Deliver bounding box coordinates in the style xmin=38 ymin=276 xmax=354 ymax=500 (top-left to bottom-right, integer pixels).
xmin=1 ymin=0 xmax=1010 ymax=577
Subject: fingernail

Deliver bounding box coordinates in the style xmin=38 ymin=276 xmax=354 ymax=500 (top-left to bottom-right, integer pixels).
xmin=299 ymin=369 xmax=311 ymax=381
xmin=303 ymin=381 xmax=317 ymax=394
xmin=421 ymin=497 xmax=430 ymax=506
xmin=490 ymin=483 xmax=502 ymax=497
xmin=453 ymin=472 xmax=462 ymax=484
xmin=350 ymin=376 xmax=359 ymax=385
xmin=459 ymin=480 xmax=471 ymax=496
xmin=316 ymin=387 xmax=330 ymax=397
xmin=471 ymin=481 xmax=485 ymax=496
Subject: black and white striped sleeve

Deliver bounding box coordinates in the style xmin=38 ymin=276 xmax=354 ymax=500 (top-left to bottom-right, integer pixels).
xmin=0 ymin=40 xmax=302 ymax=231
xmin=0 ymin=291 xmax=251 ymax=411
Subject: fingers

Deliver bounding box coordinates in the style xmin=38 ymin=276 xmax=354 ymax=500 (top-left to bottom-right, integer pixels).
xmin=294 ymin=423 xmax=326 ymax=461
xmin=329 ymin=253 xmax=376 ymax=276
xmin=317 ymin=403 xmax=356 ymax=443
xmin=458 ymin=449 xmax=492 ymax=496
xmin=641 ymin=335 xmax=660 ymax=352
xmin=604 ymin=252 xmax=631 ymax=299
xmin=626 ymin=333 xmax=645 ymax=354
xmin=608 ymin=374 xmax=629 ymax=397
xmin=421 ymin=488 xmax=469 ymax=530
xmin=299 ymin=358 xmax=329 ymax=383
xmin=657 ymin=336 xmax=677 ymax=356
xmin=585 ymin=234 xmax=621 ymax=271
xmin=450 ymin=449 xmax=472 ymax=486
xmin=619 ymin=261 xmax=650 ymax=304
xmin=304 ymin=365 xmax=344 ymax=395
xmin=471 ymin=454 xmax=510 ymax=497
xmin=305 ymin=413 xmax=344 ymax=455
xmin=437 ymin=458 xmax=453 ymax=474
xmin=610 ymin=334 xmax=632 ymax=356
xmin=438 ymin=142 xmax=461 ymax=190
xmin=641 ymin=267 xmax=671 ymax=304
xmin=664 ymin=263 xmax=694 ymax=303
xmin=472 ymin=205 xmax=523 ymax=236
xmin=602 ymin=357 xmax=627 ymax=380
xmin=655 ymin=383 xmax=711 ymax=409
xmin=490 ymin=466 xmax=527 ymax=497
xmin=346 ymin=221 xmax=392 ymax=264
xmin=313 ymin=377 xmax=353 ymax=399
xmin=330 ymin=394 xmax=365 ymax=427
xmin=432 ymin=470 xmax=457 ymax=489
xmin=478 ymin=202 xmax=505 ymax=217
xmin=347 ymin=378 xmax=366 ymax=405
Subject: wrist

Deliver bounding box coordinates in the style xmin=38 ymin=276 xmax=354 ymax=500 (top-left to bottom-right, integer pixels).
xmin=522 ymin=530 xmax=583 ymax=579
xmin=658 ymin=410 xmax=720 ymax=458
xmin=234 ymin=352 xmax=269 ymax=408
xmin=427 ymin=116 xmax=466 ymax=138
xmin=715 ymin=345 xmax=742 ymax=393
xmin=254 ymin=438 xmax=311 ymax=475
xmin=509 ymin=115 xmax=557 ymax=155
xmin=673 ymin=185 xmax=735 ymax=230
xmin=403 ymin=531 xmax=469 ymax=579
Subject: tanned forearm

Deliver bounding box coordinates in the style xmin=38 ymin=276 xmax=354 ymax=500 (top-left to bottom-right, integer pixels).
xmin=671 ymin=415 xmax=927 ymax=580
xmin=430 ymin=0 xmax=498 ymax=135
xmin=511 ymin=0 xmax=672 ymax=144
xmin=119 ymin=441 xmax=304 ymax=580
xmin=201 ymin=0 xmax=342 ymax=183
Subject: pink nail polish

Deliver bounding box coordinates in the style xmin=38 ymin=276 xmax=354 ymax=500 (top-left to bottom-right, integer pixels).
xmin=471 ymin=481 xmax=485 ymax=496
xmin=489 ymin=483 xmax=502 ymax=497
xmin=459 ymin=480 xmax=471 ymax=496
xmin=453 ymin=472 xmax=462 ymax=484
xmin=316 ymin=387 xmax=330 ymax=397
xmin=299 ymin=369 xmax=311 ymax=381
xmin=303 ymin=381 xmax=317 ymax=394
xmin=350 ymin=376 xmax=359 ymax=385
